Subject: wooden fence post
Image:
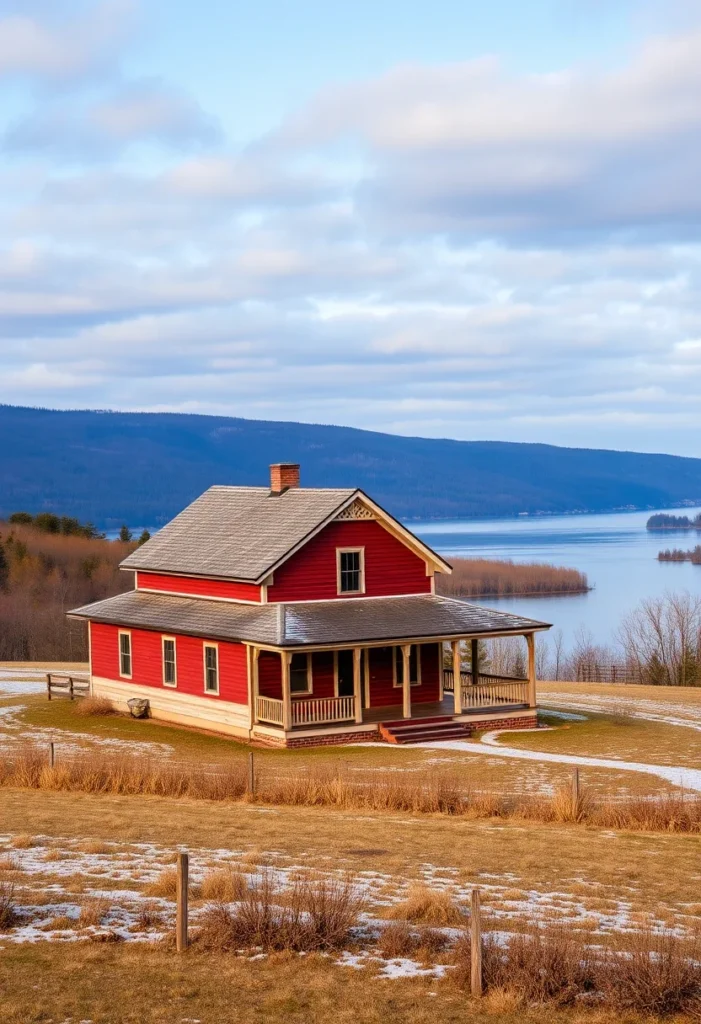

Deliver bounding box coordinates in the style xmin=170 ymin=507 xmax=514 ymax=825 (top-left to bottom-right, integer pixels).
xmin=247 ymin=751 xmax=255 ymax=798
xmin=176 ymin=851 xmax=189 ymax=952
xmin=47 ymin=674 xmax=52 ymax=701
xmin=69 ymin=677 xmax=74 ymax=701
xmin=49 ymin=742 xmax=55 ymax=768
xmin=471 ymin=888 xmax=483 ymax=997
xmin=571 ymin=767 xmax=580 ymax=806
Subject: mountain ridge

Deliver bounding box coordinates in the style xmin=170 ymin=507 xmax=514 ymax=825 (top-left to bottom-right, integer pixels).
xmin=1 ymin=404 xmax=700 ymax=527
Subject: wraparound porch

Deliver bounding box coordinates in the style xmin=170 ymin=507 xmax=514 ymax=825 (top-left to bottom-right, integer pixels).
xmin=249 ymin=633 xmax=538 ymax=734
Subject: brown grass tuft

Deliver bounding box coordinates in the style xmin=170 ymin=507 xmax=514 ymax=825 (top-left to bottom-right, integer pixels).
xmin=197 ymin=872 xmax=363 ymax=953
xmin=388 ymin=884 xmax=464 ymax=926
xmin=143 ymin=869 xmax=178 ymax=900
xmin=200 ymin=867 xmax=248 ymax=903
xmin=0 ymin=882 xmax=18 ymax=930
xmin=75 ymin=695 xmax=114 ymax=717
xmin=595 ymin=928 xmax=701 ymax=1016
xmin=9 ymin=834 xmax=34 ymax=849
xmin=79 ymin=898 xmax=109 ymax=928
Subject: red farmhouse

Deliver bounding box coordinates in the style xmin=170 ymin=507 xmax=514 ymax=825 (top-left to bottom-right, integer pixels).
xmin=71 ymin=464 xmax=550 ymax=747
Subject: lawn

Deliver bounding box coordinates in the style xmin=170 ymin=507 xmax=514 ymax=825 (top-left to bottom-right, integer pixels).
xmin=1 ymin=788 xmax=700 ymax=1022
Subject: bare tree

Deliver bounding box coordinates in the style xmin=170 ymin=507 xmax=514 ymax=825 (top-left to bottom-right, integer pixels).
xmin=617 ymin=592 xmax=701 ymax=687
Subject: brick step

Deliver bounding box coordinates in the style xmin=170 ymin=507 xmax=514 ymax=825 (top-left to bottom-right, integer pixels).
xmin=379 ymin=715 xmax=454 ymax=730
xmin=379 ymin=719 xmax=472 ymax=744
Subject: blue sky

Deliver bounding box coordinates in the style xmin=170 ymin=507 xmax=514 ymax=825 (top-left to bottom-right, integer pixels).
xmin=1 ymin=0 xmax=701 ymax=456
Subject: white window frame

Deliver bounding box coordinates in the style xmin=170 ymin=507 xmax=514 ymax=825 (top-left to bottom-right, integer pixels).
xmin=392 ymin=644 xmax=422 ymax=688
xmin=118 ymin=630 xmax=132 ymax=679
xmin=162 ymin=636 xmax=177 ymax=688
xmin=290 ymin=652 xmax=313 ymax=696
xmin=336 ymin=547 xmax=365 ymax=595
xmin=203 ymin=643 xmax=219 ymax=695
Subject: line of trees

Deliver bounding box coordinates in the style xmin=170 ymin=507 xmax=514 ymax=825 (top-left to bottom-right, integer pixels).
xmin=647 ymin=512 xmax=701 ymax=530
xmin=658 ymin=546 xmax=701 ymax=564
xmin=0 ymin=519 xmax=140 ymax=661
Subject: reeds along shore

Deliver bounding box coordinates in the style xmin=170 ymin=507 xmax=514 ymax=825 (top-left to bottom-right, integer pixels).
xmin=2 ymin=745 xmax=699 ymax=834
xmin=436 ymin=557 xmax=589 ymax=598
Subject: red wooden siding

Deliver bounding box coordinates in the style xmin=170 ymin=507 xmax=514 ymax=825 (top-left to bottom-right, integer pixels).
xmin=137 ymin=572 xmax=261 ymax=603
xmin=257 ymin=643 xmax=440 ymax=706
xmin=366 ymin=643 xmax=441 ymax=707
xmin=90 ymin=622 xmax=249 ymax=703
xmin=266 ymin=521 xmax=431 ymax=602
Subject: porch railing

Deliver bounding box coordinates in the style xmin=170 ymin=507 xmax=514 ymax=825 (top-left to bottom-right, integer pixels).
xmin=255 ymin=696 xmax=284 ymax=726
xmin=443 ymin=670 xmax=530 ymax=709
xmin=255 ymin=694 xmax=355 ymax=727
xmin=292 ymin=696 xmax=355 ymax=726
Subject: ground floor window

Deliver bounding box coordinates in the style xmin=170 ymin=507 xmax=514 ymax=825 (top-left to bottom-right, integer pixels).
xmin=203 ymin=644 xmax=219 ymax=694
xmin=290 ymin=652 xmax=312 ymax=694
xmin=162 ymin=637 xmax=177 ymax=687
xmin=393 ymin=644 xmax=421 ymax=687
xmin=118 ymin=631 xmax=132 ymax=678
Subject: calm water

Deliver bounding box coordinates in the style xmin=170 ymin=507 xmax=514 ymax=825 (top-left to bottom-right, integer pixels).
xmin=414 ymin=507 xmax=701 ymax=649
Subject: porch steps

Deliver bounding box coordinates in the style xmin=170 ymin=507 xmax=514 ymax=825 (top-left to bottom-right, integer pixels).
xmin=379 ymin=716 xmax=472 ymax=744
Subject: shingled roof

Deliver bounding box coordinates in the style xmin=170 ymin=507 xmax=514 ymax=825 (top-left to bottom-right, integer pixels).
xmin=70 ymin=591 xmax=550 ymax=647
xmin=121 ymin=485 xmax=357 ymax=582
xmin=120 ymin=484 xmax=451 ymax=583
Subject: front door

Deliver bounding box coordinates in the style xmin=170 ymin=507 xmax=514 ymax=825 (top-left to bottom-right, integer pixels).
xmin=336 ymin=649 xmax=355 ymax=697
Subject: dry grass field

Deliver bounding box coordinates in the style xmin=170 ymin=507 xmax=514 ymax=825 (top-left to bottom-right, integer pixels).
xmin=2 ymin=665 xmax=701 ymax=1021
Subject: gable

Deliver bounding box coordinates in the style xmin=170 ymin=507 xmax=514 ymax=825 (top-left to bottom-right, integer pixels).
xmin=265 ymin=517 xmax=434 ymax=602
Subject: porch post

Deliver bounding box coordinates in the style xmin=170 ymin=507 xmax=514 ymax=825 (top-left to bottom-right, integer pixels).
xmin=281 ymin=651 xmax=292 ymax=731
xmin=471 ymin=638 xmax=480 ymax=686
xmin=251 ymin=646 xmax=260 ymax=726
xmin=401 ymin=644 xmax=411 ymax=719
xmin=526 ymin=633 xmax=537 ymax=708
xmin=451 ymin=640 xmax=462 ymax=715
xmin=353 ymin=647 xmax=363 ymax=724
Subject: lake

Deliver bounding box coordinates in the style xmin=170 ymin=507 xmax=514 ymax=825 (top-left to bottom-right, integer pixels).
xmin=413 ymin=507 xmax=701 ymax=651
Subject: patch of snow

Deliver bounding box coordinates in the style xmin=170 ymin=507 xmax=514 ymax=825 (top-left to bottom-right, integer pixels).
xmin=404 ymin=729 xmax=701 ymax=793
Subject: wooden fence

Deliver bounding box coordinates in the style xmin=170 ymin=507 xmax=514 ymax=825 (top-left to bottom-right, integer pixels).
xmin=46 ymin=673 xmax=90 ymax=700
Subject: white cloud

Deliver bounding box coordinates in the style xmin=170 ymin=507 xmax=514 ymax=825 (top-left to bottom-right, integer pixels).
xmin=0 ymin=1 xmax=133 ymax=81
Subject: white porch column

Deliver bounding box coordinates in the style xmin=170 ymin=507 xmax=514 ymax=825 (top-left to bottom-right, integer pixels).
xmin=281 ymin=651 xmax=292 ymax=731
xmin=451 ymin=640 xmax=462 ymax=715
xmin=401 ymin=644 xmax=412 ymax=719
xmin=471 ymin=638 xmax=480 ymax=687
xmin=251 ymin=646 xmax=260 ymax=726
xmin=353 ymin=647 xmax=363 ymax=724
xmin=526 ymin=633 xmax=537 ymax=708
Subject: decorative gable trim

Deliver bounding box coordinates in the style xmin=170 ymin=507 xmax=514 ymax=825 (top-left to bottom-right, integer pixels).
xmin=334 ymin=499 xmax=375 ymax=521
xmin=253 ymin=489 xmax=452 ymax=583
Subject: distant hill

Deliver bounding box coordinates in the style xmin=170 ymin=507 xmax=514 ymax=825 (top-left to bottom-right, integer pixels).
xmin=1 ymin=404 xmax=700 ymax=528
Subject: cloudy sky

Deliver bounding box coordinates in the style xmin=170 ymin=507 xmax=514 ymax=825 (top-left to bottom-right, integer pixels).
xmin=1 ymin=0 xmax=701 ymax=456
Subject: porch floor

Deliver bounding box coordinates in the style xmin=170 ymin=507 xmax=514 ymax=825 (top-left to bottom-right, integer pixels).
xmin=350 ymin=695 xmax=530 ymax=725
xmin=360 ymin=697 xmax=456 ymax=724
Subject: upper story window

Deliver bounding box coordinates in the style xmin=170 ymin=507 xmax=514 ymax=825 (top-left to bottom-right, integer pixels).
xmin=337 ymin=548 xmax=364 ymax=594
xmin=162 ymin=637 xmax=177 ymax=687
xmin=118 ymin=631 xmax=132 ymax=678
xmin=290 ymin=652 xmax=312 ymax=694
xmin=204 ymin=643 xmax=219 ymax=694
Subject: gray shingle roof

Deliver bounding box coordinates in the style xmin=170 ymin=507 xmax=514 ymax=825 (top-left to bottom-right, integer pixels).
xmin=70 ymin=591 xmax=550 ymax=647
xmin=120 ymin=485 xmax=357 ymax=582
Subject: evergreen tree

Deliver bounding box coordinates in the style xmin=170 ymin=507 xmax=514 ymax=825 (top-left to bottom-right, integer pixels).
xmin=138 ymin=529 xmax=151 ymax=546
xmin=118 ymin=525 xmax=133 ymax=543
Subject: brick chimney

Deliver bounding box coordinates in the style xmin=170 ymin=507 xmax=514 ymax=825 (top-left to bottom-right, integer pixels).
xmin=269 ymin=463 xmax=300 ymax=495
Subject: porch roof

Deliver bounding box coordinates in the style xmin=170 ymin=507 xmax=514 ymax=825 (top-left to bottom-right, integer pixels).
xmin=70 ymin=591 xmax=550 ymax=647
